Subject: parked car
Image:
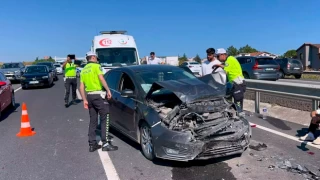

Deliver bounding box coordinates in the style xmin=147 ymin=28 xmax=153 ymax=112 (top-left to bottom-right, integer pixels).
xmin=76 ymin=63 xmax=86 ymax=77
xmin=0 ymin=71 xmax=15 ymax=119
xmin=179 ymin=61 xmax=202 ymax=77
xmin=36 ymin=62 xmax=58 ymax=81
xmin=53 ymin=63 xmax=63 ymax=75
xmin=0 ymin=62 xmax=25 ymax=82
xmin=20 ymin=65 xmax=54 ymax=89
xmin=236 ymin=56 xmax=280 ymax=80
xmin=274 ymin=58 xmax=303 ymax=79
xmin=103 ymin=65 xmax=251 ymax=161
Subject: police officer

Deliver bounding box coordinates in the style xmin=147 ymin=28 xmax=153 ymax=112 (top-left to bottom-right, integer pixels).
xmin=79 ymin=51 xmax=118 ymax=152
xmin=213 ymin=48 xmax=246 ymax=112
xmin=62 ymin=54 xmax=77 ymax=107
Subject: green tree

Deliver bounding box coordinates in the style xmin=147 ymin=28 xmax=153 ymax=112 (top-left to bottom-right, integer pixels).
xmin=35 ymin=57 xmax=39 ymax=61
xmin=178 ymin=53 xmax=188 ymax=65
xmin=238 ymin=44 xmax=258 ymax=53
xmin=48 ymin=56 xmax=53 ymax=60
xmin=226 ymin=46 xmax=239 ymax=56
xmin=193 ymin=54 xmax=201 ymax=63
xmin=283 ymin=49 xmax=297 ymax=58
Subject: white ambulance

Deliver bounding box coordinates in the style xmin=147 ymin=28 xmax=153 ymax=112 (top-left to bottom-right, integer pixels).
xmin=90 ymin=30 xmax=141 ymax=74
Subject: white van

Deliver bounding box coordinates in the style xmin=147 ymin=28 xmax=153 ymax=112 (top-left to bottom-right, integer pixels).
xmin=91 ymin=30 xmax=141 ymax=74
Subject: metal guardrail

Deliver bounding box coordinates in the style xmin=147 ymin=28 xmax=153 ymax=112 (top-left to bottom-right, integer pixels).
xmin=303 ymin=71 xmax=320 ymax=75
xmin=245 ymin=79 xmax=320 ymax=113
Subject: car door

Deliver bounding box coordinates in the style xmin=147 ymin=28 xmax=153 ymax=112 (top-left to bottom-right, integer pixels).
xmin=0 ymin=72 xmax=9 ymax=110
xmin=104 ymin=70 xmax=122 ymax=127
xmin=114 ymin=72 xmax=137 ymax=136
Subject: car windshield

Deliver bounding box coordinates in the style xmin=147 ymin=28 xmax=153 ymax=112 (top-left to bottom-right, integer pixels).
xmin=96 ymin=48 xmax=138 ymax=67
xmin=2 ymin=63 xmax=20 ymax=69
xmin=37 ymin=63 xmax=52 ymax=68
xmin=80 ymin=64 xmax=86 ymax=68
xmin=25 ymin=66 xmax=47 ymax=73
xmin=54 ymin=64 xmax=61 ymax=68
xmin=257 ymin=58 xmax=278 ymax=65
xmin=136 ymin=69 xmax=197 ymax=93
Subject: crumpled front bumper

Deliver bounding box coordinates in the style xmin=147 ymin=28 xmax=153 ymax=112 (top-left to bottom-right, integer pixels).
xmin=151 ymin=119 xmax=251 ymax=162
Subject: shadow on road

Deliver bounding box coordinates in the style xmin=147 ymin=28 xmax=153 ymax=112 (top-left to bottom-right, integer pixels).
xmin=0 ymin=103 xmax=21 ymax=122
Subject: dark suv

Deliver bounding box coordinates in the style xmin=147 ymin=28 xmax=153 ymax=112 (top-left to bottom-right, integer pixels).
xmin=274 ymin=58 xmax=303 ymax=79
xmin=236 ymin=56 xmax=280 ymax=80
xmin=36 ymin=62 xmax=58 ymax=81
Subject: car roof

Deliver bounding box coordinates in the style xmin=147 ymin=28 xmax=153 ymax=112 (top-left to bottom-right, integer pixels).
xmin=237 ymin=56 xmax=274 ymax=59
xmin=27 ymin=65 xmax=47 ymax=67
xmin=114 ymin=65 xmax=184 ymax=73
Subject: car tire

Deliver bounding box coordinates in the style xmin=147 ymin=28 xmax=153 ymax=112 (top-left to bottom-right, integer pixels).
xmin=243 ymin=72 xmax=250 ymax=79
xmin=22 ymin=86 xmax=27 ymax=90
xmin=294 ymin=74 xmax=301 ymax=79
xmin=10 ymin=91 xmax=16 ymax=109
xmin=279 ymin=70 xmax=285 ymax=79
xmin=140 ymin=122 xmax=155 ymax=161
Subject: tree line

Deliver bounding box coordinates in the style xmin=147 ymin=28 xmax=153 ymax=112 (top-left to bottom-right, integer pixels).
xmin=179 ymin=44 xmax=298 ymax=65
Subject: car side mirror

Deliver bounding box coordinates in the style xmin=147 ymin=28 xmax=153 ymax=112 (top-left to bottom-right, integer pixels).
xmin=120 ymin=89 xmax=135 ymax=98
xmin=20 ymin=71 xmax=24 ymax=75
xmin=0 ymin=81 xmax=7 ymax=86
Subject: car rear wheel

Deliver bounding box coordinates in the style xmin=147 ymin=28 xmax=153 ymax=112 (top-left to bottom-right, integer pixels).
xmin=140 ymin=122 xmax=155 ymax=161
xmin=279 ymin=70 xmax=285 ymax=79
xmin=10 ymin=92 xmax=16 ymax=109
xmin=294 ymin=74 xmax=301 ymax=79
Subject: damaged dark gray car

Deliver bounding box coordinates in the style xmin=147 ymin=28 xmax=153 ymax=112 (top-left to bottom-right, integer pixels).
xmin=104 ymin=65 xmax=252 ymax=161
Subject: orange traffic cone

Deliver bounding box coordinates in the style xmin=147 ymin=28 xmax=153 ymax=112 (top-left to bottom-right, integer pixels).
xmin=16 ymin=103 xmax=36 ymax=137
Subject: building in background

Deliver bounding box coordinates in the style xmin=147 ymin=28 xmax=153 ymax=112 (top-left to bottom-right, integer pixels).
xmin=296 ymin=43 xmax=320 ymax=70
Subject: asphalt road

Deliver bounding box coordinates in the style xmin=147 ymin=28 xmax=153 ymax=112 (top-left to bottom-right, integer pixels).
xmin=0 ymin=78 xmax=319 ymax=180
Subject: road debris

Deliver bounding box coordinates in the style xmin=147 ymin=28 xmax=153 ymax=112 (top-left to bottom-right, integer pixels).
xmin=308 ymin=152 xmax=315 ymax=155
xmin=249 ymin=143 xmax=267 ymax=151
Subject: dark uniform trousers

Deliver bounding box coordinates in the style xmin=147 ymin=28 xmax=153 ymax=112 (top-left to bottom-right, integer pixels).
xmin=87 ymin=94 xmax=110 ymax=145
xmin=231 ymin=81 xmax=246 ymax=112
xmin=64 ymin=77 xmax=77 ymax=102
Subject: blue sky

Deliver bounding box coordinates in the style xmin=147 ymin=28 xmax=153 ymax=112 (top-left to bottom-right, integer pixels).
xmin=1 ymin=0 xmax=320 ymax=62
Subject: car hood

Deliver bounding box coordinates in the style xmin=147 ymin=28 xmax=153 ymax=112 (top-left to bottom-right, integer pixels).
xmin=0 ymin=68 xmax=21 ymax=72
xmin=145 ymin=75 xmax=226 ymax=103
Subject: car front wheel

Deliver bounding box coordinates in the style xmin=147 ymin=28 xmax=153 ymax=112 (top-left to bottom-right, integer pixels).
xmin=140 ymin=122 xmax=155 ymax=161
xmin=10 ymin=91 xmax=16 ymax=109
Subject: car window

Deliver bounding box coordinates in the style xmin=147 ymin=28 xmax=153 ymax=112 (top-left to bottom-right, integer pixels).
xmin=256 ymin=58 xmax=278 ymax=65
xmin=25 ymin=66 xmax=48 ymax=73
xmin=0 ymin=72 xmax=6 ymax=81
xmin=291 ymin=60 xmax=302 ymax=65
xmin=189 ymin=62 xmax=199 ymax=65
xmin=119 ymin=73 xmax=135 ymax=92
xmin=54 ymin=64 xmax=61 ymax=68
xmin=104 ymin=71 xmax=121 ymax=90
xmin=1 ymin=63 xmax=20 ymax=69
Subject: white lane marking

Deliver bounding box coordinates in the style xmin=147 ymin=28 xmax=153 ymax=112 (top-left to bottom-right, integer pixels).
xmin=14 ymin=86 xmax=22 ymax=92
xmin=250 ymin=122 xmax=320 ymax=149
xmin=76 ymin=89 xmax=82 ymax=100
xmin=97 ymin=148 xmax=120 ymax=180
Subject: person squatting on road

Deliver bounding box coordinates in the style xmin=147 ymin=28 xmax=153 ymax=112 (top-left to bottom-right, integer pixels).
xmin=213 ymin=48 xmax=246 ymax=111
xmin=201 ymin=48 xmax=224 ymax=76
xmin=62 ymin=54 xmax=77 ymax=107
xmin=299 ymin=106 xmax=320 ymax=145
xmin=79 ymin=51 xmax=118 ymax=152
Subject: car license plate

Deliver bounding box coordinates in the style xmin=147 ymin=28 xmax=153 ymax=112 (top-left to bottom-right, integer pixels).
xmin=7 ymin=77 xmax=13 ymax=79
xmin=29 ymin=81 xmax=39 ymax=84
xmin=266 ymin=68 xmax=274 ymax=70
xmin=294 ymin=67 xmax=300 ymax=70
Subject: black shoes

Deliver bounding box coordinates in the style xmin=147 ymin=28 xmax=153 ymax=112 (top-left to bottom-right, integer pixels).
xmin=89 ymin=144 xmax=102 ymax=152
xmin=102 ymin=142 xmax=118 ymax=151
